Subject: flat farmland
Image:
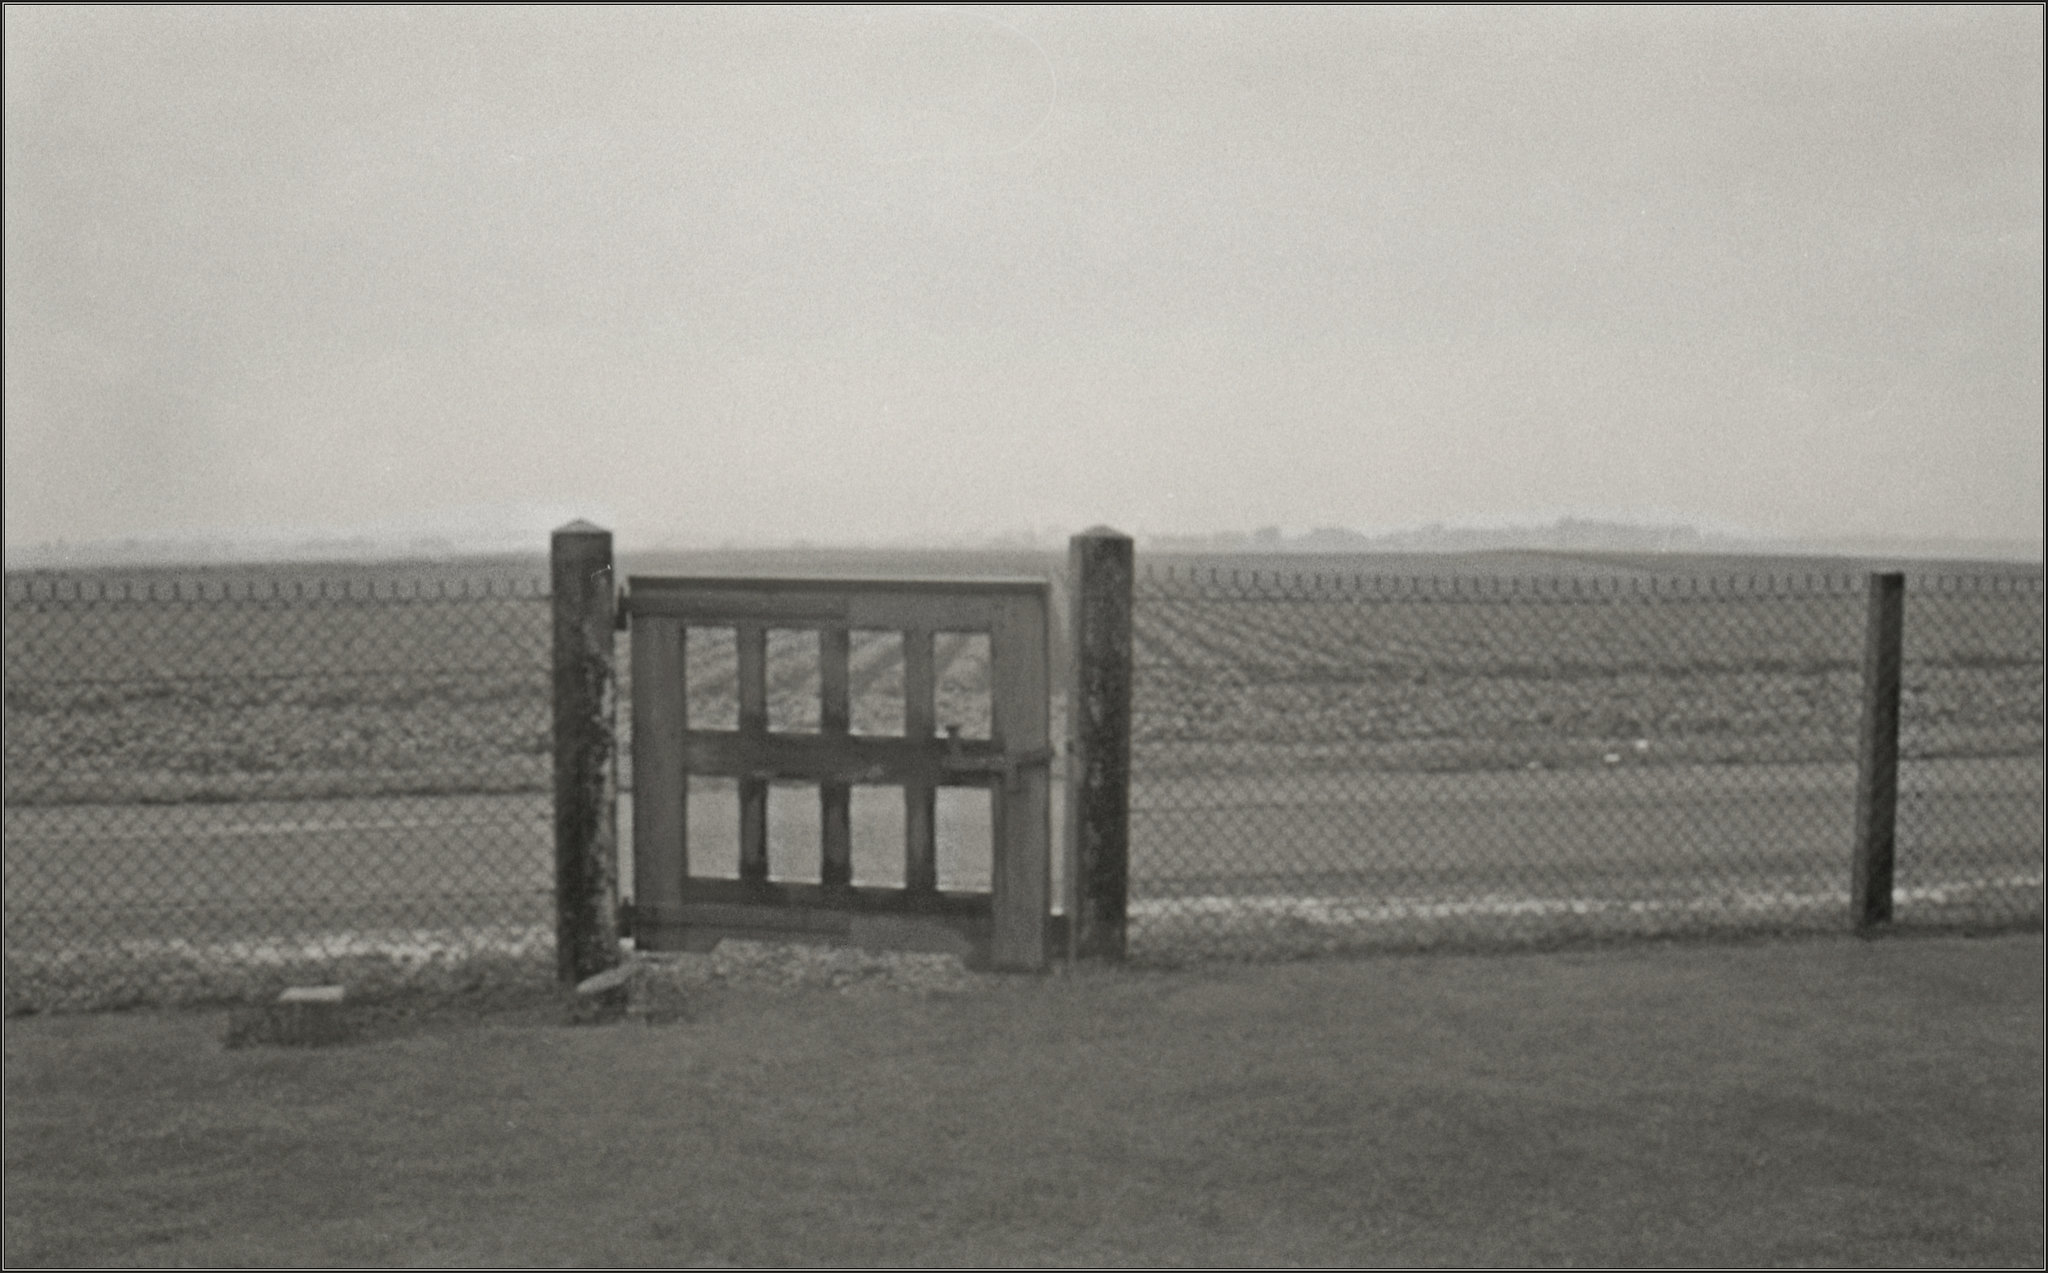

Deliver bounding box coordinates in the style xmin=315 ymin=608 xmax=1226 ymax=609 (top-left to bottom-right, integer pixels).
xmin=4 ymin=553 xmax=2041 ymax=1007
xmin=3 ymin=564 xmax=559 ymax=807
xmin=2 ymin=555 xmax=1052 ymax=807
xmin=1132 ymin=569 xmax=2043 ymax=770
xmin=1124 ymin=563 xmax=2041 ymax=954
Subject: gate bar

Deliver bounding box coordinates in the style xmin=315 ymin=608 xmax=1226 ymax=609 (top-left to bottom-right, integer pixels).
xmin=820 ymin=627 xmax=852 ymax=888
xmin=632 ymin=615 xmax=687 ymax=930
xmin=904 ymin=627 xmax=938 ymax=891
xmin=989 ymin=593 xmax=1052 ymax=970
xmin=738 ymin=623 xmax=769 ymax=882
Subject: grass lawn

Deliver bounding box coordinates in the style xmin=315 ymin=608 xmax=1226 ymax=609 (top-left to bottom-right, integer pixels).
xmin=5 ymin=933 xmax=2042 ymax=1268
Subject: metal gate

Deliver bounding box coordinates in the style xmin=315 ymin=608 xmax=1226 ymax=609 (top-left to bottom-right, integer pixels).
xmin=622 ymin=575 xmax=1054 ymax=971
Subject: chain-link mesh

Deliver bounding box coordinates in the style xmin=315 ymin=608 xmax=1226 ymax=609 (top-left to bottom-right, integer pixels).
xmin=4 ymin=562 xmax=555 ymax=1012
xmin=7 ymin=554 xmax=2036 ymax=1009
xmin=1894 ymin=573 xmax=2045 ymax=929
xmin=1128 ymin=563 xmax=2044 ymax=963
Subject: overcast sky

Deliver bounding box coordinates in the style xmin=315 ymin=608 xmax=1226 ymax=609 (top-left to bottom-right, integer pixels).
xmin=5 ymin=5 xmax=2042 ymax=550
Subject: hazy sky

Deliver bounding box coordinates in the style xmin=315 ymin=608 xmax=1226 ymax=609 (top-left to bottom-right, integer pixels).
xmin=6 ymin=5 xmax=2042 ymax=549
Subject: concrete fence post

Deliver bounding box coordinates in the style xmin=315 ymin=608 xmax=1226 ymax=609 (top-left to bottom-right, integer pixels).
xmin=1067 ymin=527 xmax=1133 ymax=960
xmin=553 ymin=521 xmax=621 ymax=984
xmin=1851 ymin=571 xmax=1905 ymax=932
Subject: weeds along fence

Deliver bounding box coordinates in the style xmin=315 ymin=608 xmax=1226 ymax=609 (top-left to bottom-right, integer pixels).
xmin=3 ymin=563 xmax=557 ymax=1012
xmin=1125 ymin=564 xmax=2044 ymax=962
xmin=3 ymin=552 xmax=2042 ymax=1011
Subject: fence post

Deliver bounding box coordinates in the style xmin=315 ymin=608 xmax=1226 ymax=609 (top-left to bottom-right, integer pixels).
xmin=1067 ymin=526 xmax=1133 ymax=961
xmin=553 ymin=520 xmax=621 ymax=985
xmin=1852 ymin=571 xmax=1905 ymax=932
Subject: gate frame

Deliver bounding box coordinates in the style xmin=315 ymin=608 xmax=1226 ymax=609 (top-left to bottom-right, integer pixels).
xmin=622 ymin=574 xmax=1056 ymax=971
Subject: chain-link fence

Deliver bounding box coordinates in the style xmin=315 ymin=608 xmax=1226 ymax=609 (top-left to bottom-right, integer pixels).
xmin=4 ymin=561 xmax=556 ymax=1012
xmin=6 ymin=552 xmax=2039 ymax=1010
xmin=1127 ymin=563 xmax=2043 ymax=962
xmin=1895 ymin=573 xmax=2045 ymax=930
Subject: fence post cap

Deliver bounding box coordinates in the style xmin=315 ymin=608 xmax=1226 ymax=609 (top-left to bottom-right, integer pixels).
xmin=1072 ymin=525 xmax=1131 ymax=542
xmin=553 ymin=519 xmax=609 ymax=537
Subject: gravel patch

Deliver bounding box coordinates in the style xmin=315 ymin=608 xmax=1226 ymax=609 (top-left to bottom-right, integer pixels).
xmin=581 ymin=941 xmax=993 ymax=1023
xmin=657 ymin=940 xmax=984 ymax=993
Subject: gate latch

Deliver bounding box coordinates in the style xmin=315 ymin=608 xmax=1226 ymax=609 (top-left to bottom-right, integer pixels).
xmin=938 ymin=726 xmax=1055 ymax=784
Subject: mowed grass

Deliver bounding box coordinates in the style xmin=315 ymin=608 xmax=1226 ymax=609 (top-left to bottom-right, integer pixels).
xmin=6 ymin=933 xmax=2042 ymax=1268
